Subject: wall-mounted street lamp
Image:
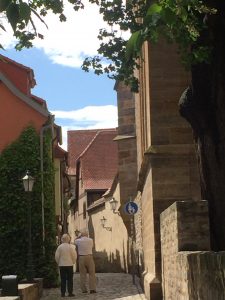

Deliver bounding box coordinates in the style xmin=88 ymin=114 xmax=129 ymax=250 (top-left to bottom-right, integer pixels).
xmin=22 ymin=171 xmax=35 ymax=192
xmin=22 ymin=171 xmax=35 ymax=282
xmin=100 ymin=216 xmax=112 ymax=231
xmin=109 ymin=198 xmax=120 ymax=215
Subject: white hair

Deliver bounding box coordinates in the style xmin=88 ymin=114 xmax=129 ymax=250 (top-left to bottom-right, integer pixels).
xmin=61 ymin=233 xmax=70 ymax=243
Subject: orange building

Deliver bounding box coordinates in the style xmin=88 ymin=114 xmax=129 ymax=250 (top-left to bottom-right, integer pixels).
xmin=0 ymin=54 xmax=69 ymax=240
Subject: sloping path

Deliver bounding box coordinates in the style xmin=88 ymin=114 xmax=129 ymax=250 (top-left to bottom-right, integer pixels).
xmin=41 ymin=273 xmax=147 ymax=300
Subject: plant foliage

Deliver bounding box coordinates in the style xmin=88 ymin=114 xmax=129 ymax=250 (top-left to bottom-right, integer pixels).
xmin=0 ymin=0 xmax=218 ymax=90
xmin=83 ymin=0 xmax=217 ymax=91
xmin=0 ymin=126 xmax=58 ymax=287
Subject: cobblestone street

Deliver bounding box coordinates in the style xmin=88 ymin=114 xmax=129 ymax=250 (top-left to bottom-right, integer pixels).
xmin=41 ymin=273 xmax=146 ymax=300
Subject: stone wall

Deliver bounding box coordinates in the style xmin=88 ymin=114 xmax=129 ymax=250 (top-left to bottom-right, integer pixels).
xmin=114 ymin=82 xmax=138 ymax=230
xmin=160 ymin=200 xmax=225 ymax=299
xmin=135 ymin=40 xmax=201 ymax=300
xmin=114 ymin=81 xmax=141 ymax=275
xmin=134 ymin=192 xmax=144 ymax=276
xmin=114 ymin=81 xmax=138 ymax=235
xmin=177 ymin=251 xmax=225 ymax=300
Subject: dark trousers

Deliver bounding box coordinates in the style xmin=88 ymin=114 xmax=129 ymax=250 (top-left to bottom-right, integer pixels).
xmin=59 ymin=266 xmax=73 ymax=296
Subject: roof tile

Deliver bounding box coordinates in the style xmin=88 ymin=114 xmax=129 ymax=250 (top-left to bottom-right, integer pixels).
xmin=68 ymin=129 xmax=118 ymax=190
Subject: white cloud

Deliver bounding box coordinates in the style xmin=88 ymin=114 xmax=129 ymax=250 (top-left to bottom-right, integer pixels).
xmin=1 ymin=1 xmax=130 ymax=67
xmin=1 ymin=1 xmax=121 ymax=67
xmin=51 ymin=105 xmax=118 ymax=150
xmin=32 ymin=1 xmax=106 ymax=67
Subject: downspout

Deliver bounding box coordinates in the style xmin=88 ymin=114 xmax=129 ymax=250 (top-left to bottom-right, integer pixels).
xmin=75 ymin=160 xmax=80 ymax=209
xmin=40 ymin=114 xmax=55 ymax=252
xmin=60 ymin=159 xmax=66 ymax=233
xmin=60 ymin=160 xmax=63 ymax=227
xmin=61 ymin=162 xmax=71 ymax=233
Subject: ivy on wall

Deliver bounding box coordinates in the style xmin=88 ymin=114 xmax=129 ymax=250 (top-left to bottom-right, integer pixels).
xmin=0 ymin=126 xmax=58 ymax=287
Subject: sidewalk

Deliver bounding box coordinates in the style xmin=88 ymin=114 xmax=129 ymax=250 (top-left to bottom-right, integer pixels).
xmin=41 ymin=273 xmax=147 ymax=300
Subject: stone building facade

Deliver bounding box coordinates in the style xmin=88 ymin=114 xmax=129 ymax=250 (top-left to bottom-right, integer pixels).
xmin=115 ymin=40 xmax=202 ymax=299
xmin=114 ymin=81 xmax=140 ymax=273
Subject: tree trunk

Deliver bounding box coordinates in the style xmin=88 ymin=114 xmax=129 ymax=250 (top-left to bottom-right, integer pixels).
xmin=179 ymin=3 xmax=225 ymax=251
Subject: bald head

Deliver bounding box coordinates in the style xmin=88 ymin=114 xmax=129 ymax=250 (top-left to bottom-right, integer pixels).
xmin=80 ymin=229 xmax=88 ymax=237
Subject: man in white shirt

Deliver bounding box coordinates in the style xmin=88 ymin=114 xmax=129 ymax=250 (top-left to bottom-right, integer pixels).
xmin=75 ymin=230 xmax=96 ymax=294
xmin=55 ymin=234 xmax=77 ymax=297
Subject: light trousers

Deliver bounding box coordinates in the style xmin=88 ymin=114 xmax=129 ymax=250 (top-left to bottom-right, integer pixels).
xmin=79 ymin=255 xmax=96 ymax=292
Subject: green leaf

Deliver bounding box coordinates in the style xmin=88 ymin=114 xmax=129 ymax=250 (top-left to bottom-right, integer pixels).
xmin=19 ymin=2 xmax=31 ymax=25
xmin=146 ymin=3 xmax=162 ymax=16
xmin=0 ymin=0 xmax=11 ymax=12
xmin=6 ymin=3 xmax=20 ymax=31
xmin=125 ymin=30 xmax=141 ymax=61
xmin=161 ymin=7 xmax=176 ymax=24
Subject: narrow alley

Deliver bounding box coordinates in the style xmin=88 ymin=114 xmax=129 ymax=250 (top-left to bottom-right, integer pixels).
xmin=41 ymin=273 xmax=146 ymax=300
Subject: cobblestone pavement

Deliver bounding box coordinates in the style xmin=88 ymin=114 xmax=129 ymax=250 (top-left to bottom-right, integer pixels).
xmin=41 ymin=273 xmax=147 ymax=300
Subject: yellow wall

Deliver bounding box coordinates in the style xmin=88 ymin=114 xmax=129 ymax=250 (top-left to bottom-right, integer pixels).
xmin=89 ymin=184 xmax=129 ymax=272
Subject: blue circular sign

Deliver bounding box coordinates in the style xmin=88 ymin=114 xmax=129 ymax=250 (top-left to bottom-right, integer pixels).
xmin=124 ymin=201 xmax=138 ymax=215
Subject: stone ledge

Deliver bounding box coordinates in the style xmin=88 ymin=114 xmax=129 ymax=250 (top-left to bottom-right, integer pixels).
xmin=145 ymin=144 xmax=196 ymax=156
xmin=0 ymin=297 xmax=20 ymax=300
xmin=0 ymin=280 xmax=42 ymax=300
xmin=19 ymin=278 xmax=43 ymax=300
xmin=113 ymin=134 xmax=136 ymax=141
xmin=137 ymin=144 xmax=196 ymax=192
xmin=18 ymin=283 xmax=39 ymax=300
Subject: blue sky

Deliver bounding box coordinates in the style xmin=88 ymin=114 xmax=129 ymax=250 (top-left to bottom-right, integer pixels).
xmin=0 ymin=1 xmax=120 ymax=149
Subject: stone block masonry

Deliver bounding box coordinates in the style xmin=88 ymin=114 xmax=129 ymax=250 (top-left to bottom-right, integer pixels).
xmin=160 ymin=200 xmax=225 ymax=299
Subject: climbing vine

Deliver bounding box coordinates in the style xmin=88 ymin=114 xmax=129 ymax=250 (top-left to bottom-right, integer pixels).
xmin=0 ymin=126 xmax=58 ymax=287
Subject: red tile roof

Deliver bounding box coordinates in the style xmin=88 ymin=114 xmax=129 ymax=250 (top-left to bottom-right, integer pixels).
xmin=68 ymin=129 xmax=118 ymax=190
xmin=68 ymin=129 xmax=98 ymax=174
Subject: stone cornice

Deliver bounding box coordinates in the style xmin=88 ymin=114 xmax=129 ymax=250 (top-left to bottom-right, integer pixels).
xmin=137 ymin=144 xmax=196 ymax=192
xmin=145 ymin=144 xmax=196 ymax=156
xmin=113 ymin=134 xmax=136 ymax=141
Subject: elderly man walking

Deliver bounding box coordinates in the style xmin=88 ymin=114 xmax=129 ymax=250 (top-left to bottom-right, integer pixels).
xmin=75 ymin=230 xmax=96 ymax=294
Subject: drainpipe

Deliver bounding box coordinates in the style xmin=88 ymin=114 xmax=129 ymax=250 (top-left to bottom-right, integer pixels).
xmin=40 ymin=115 xmax=55 ymax=253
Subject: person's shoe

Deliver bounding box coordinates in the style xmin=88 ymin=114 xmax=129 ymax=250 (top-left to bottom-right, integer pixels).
xmin=61 ymin=295 xmax=65 ymax=298
xmin=69 ymin=293 xmax=75 ymax=297
xmin=90 ymin=290 xmax=97 ymax=294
